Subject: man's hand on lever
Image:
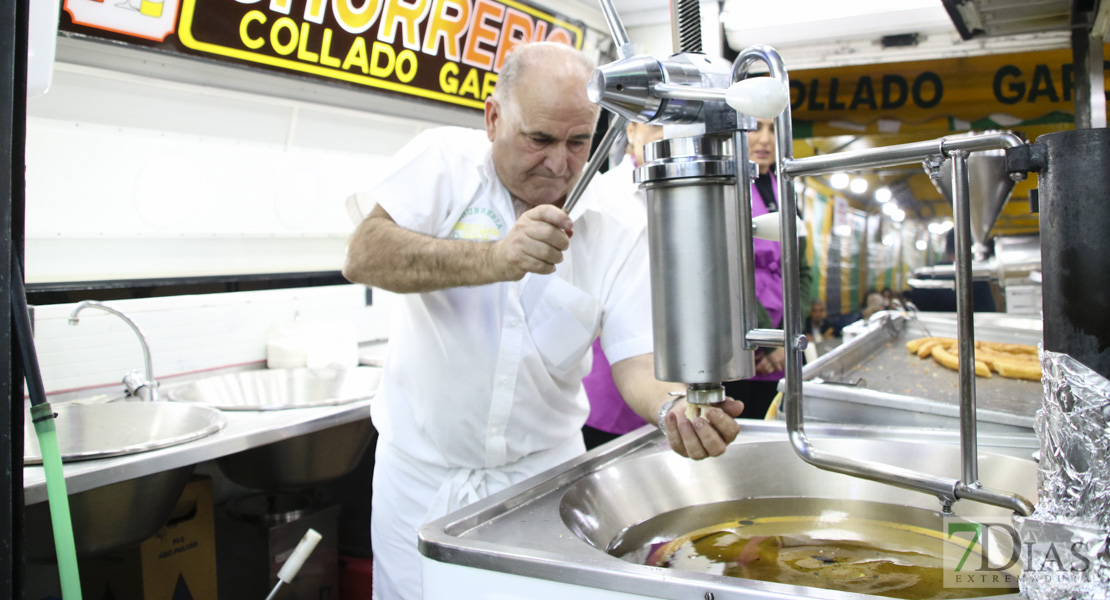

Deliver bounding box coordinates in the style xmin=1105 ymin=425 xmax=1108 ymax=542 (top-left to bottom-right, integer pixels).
xmin=491 ymin=205 xmax=574 ymax=279
xmin=661 ymin=398 xmax=744 ymax=460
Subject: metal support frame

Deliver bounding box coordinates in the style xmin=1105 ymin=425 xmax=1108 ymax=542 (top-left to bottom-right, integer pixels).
xmin=777 ymin=129 xmax=1034 ymax=515
xmin=1071 ymin=25 xmax=1108 ymax=129
xmin=2 ymin=0 xmax=28 ymax=596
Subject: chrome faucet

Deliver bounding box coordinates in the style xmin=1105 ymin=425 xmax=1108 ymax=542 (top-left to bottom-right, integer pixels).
xmin=68 ymin=300 xmax=160 ymax=401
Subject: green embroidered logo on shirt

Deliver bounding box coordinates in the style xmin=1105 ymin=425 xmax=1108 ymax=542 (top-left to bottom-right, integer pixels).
xmin=451 ymin=207 xmax=505 ymax=241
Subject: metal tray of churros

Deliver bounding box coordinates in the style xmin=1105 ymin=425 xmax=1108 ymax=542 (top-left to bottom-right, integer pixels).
xmin=786 ymin=311 xmax=1043 ymax=433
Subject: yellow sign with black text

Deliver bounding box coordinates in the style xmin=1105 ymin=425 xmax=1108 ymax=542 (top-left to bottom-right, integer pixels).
xmin=788 ymin=45 xmax=1110 ymax=138
xmin=59 ymin=0 xmax=584 ymax=111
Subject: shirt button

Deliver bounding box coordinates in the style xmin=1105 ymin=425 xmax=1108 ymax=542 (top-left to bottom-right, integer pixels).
xmin=508 ymin=318 xmax=520 ymax=327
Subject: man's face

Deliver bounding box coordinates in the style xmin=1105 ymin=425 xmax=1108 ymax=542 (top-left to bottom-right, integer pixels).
xmin=811 ymin=301 xmax=827 ymax=322
xmin=485 ymin=71 xmax=598 ymax=209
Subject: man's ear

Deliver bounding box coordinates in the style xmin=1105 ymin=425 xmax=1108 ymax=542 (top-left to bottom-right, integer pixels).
xmin=485 ymin=96 xmax=501 ymax=142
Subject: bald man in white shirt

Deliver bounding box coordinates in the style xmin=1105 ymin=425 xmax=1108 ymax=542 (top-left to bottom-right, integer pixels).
xmin=343 ymin=42 xmax=744 ymax=600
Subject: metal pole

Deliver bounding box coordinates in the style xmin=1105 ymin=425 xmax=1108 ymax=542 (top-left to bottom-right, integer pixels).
xmin=783 ymin=132 xmax=1025 ymax=178
xmin=1071 ymin=27 xmax=1108 ymax=129
xmin=733 ymin=129 xmax=759 ymax=347
xmin=951 ymin=150 xmax=979 ymax=487
xmin=745 ymin=329 xmax=785 ymax=348
xmin=785 ymin=140 xmax=945 ymax=177
xmin=597 ymin=0 xmax=633 ymax=59
xmin=562 ymin=114 xmax=629 ymax=217
xmin=653 ymin=83 xmax=725 ymax=103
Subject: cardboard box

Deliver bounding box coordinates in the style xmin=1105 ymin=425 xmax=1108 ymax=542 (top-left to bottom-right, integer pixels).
xmin=81 ymin=476 xmax=218 ymax=600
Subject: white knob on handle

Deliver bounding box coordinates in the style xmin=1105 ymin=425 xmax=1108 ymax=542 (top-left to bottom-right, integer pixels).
xmin=725 ymin=78 xmax=789 ymax=119
xmin=752 ymin=212 xmax=807 ymax=242
xmin=277 ymin=529 xmax=323 ymax=584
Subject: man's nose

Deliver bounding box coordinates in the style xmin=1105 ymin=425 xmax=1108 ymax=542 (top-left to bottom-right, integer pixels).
xmin=543 ymin=144 xmax=570 ymax=177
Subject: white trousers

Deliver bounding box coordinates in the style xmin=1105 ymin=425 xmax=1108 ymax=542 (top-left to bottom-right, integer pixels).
xmin=370 ymin=436 xmax=585 ymax=600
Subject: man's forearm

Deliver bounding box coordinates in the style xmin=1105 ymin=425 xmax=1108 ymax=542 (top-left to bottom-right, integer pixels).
xmin=611 ymin=353 xmax=686 ymax=423
xmin=343 ymin=212 xmax=508 ymax=293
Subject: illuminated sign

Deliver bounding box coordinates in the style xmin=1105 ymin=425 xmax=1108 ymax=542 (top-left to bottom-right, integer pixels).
xmin=787 ymin=45 xmax=1109 ymax=137
xmin=61 ymin=0 xmax=585 ymax=110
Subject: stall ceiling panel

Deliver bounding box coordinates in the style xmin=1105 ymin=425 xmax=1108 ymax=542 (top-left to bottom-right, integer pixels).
xmin=943 ymin=0 xmax=1074 ymax=40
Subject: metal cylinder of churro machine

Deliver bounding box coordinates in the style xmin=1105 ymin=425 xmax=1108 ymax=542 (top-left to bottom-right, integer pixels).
xmin=579 ymin=42 xmax=770 ymax=406
xmin=638 ymin=136 xmax=754 ymax=402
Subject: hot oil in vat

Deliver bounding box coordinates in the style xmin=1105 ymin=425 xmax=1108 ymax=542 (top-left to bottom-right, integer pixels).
xmin=607 ymin=498 xmax=1017 ymax=599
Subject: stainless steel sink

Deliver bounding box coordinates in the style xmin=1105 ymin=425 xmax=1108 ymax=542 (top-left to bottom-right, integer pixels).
xmin=165 ymin=366 xmax=382 ymax=410
xmin=25 ymin=466 xmax=195 ymax=560
xmin=420 ymin=422 xmax=1038 ymax=599
xmin=559 ymin=437 xmax=1036 ymax=554
xmin=24 ymin=401 xmax=226 ymax=463
xmin=217 ymin=417 xmax=377 ymax=490
xmin=162 ymin=366 xmax=381 ymax=489
xmin=23 ymin=402 xmax=225 ymax=560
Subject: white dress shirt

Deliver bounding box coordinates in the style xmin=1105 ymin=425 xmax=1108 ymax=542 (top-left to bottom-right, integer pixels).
xmin=350 ymin=126 xmax=654 ymax=471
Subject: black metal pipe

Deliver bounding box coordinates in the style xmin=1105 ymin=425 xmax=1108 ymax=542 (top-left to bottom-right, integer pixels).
xmin=1038 ymin=128 xmax=1110 ymax=379
xmin=10 ymin=257 xmax=48 ymax=408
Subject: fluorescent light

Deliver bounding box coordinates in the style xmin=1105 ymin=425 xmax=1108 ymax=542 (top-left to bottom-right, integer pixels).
xmin=874 ymin=187 xmax=891 ymax=203
xmin=892 ymin=209 xmax=906 ymax=222
xmin=830 ymin=173 xmax=849 ymax=189
xmin=849 ymin=177 xmax=868 ymax=194
xmin=928 ymin=220 xmax=954 ymax=233
xmin=916 ymin=239 xmax=927 ymax=251
xmin=882 ymin=234 xmax=894 ymax=246
xmin=927 ymin=221 xmax=953 ymax=234
xmin=882 ymin=202 xmax=897 ymax=215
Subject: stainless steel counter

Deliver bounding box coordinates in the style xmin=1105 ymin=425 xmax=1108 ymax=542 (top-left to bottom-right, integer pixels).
xmin=23 ymin=375 xmax=372 ymax=505
xmin=794 ymin=311 xmax=1043 ymax=432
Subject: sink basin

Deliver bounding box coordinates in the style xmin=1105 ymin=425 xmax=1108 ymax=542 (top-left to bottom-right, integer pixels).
xmin=560 ymin=437 xmax=1037 ymax=554
xmin=166 ymin=366 xmax=382 ymax=410
xmin=25 ymin=466 xmax=195 ymax=560
xmin=23 ymin=402 xmax=223 ymax=560
xmin=217 ymin=417 xmax=377 ymax=490
xmin=24 ymin=401 xmax=226 ymax=463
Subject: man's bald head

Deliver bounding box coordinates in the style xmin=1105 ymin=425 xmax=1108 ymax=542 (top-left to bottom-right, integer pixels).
xmin=493 ymin=42 xmax=594 ymax=106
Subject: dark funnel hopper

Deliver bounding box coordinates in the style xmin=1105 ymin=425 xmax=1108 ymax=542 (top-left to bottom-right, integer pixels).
xmin=933 ymin=132 xmax=1017 ymax=260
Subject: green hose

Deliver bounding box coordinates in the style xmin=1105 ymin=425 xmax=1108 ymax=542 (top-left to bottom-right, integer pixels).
xmin=31 ymin=402 xmax=83 ymax=600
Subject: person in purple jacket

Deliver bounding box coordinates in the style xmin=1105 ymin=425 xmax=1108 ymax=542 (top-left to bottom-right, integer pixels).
xmin=724 ymin=118 xmax=812 ymax=419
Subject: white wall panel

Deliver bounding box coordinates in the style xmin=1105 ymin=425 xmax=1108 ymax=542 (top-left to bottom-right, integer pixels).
xmin=31 ymin=285 xmax=391 ymax=396
xmin=23 ymin=63 xmax=434 ymax=282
